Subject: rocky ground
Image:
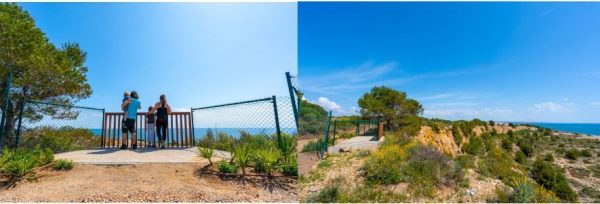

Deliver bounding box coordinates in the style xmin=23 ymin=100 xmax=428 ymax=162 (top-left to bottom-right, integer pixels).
xmin=0 ymin=162 xmax=297 ymax=202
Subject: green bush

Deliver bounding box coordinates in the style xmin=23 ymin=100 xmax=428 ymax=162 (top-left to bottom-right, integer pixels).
xmin=519 ymin=143 xmax=534 ymax=157
xmin=501 ymin=138 xmax=513 ymax=150
xmin=463 ymin=137 xmax=484 ymax=155
xmin=0 ymin=147 xmax=54 ymax=178
xmin=361 ymin=144 xmax=408 ymax=185
xmin=53 ymin=159 xmax=74 ymax=171
xmin=565 ymin=149 xmax=580 ymax=160
xmin=509 ymin=179 xmax=535 ymax=203
xmin=218 ymin=160 xmax=237 ymax=174
xmin=198 ymin=147 xmax=215 ymax=165
xmin=305 ymin=184 xmax=341 ymax=203
xmin=277 ymin=133 xmax=297 ymax=162
xmin=20 ymin=127 xmax=99 ymax=153
xmin=233 ymin=145 xmax=251 ymax=176
xmin=252 ymin=148 xmax=282 ymax=176
xmin=581 ymin=149 xmax=593 ymax=157
xmin=531 ymin=159 xmax=577 ymax=202
xmin=544 ymin=153 xmax=555 ymax=162
xmin=455 ymin=154 xmax=476 ymax=169
xmin=515 ymin=150 xmax=526 ymax=164
xmin=403 ymin=145 xmax=464 ymax=197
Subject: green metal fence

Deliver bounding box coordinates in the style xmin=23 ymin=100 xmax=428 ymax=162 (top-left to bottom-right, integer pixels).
xmin=285 ymin=72 xmax=299 ymax=128
xmin=317 ymin=116 xmax=380 ymax=159
xmin=8 ymin=100 xmax=104 ymax=149
xmin=191 ymin=95 xmax=297 ymax=146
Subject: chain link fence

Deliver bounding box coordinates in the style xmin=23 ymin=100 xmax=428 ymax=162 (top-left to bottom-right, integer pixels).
xmin=192 ymin=96 xmax=297 ymax=143
xmin=11 ymin=101 xmax=104 ymax=152
xmin=285 ymin=72 xmax=299 ymax=128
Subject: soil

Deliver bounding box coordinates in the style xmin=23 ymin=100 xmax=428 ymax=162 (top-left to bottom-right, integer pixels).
xmin=0 ymin=162 xmax=297 ymax=202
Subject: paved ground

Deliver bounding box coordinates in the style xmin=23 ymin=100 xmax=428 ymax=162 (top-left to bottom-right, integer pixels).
xmin=328 ymin=135 xmax=382 ymax=153
xmin=55 ymin=147 xmax=231 ymax=164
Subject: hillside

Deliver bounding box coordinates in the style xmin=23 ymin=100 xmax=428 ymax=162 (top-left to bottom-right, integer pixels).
xmin=300 ymin=121 xmax=600 ymax=202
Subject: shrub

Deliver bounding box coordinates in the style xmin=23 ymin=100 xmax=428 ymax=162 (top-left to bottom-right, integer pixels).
xmin=218 ymin=160 xmax=237 ymax=174
xmin=501 ymin=138 xmax=513 ymax=150
xmin=403 ymin=145 xmax=464 ymax=197
xmin=581 ymin=149 xmax=592 ymax=157
xmin=515 ymin=151 xmax=526 ymax=164
xmin=20 ymin=127 xmax=99 ymax=153
xmin=305 ymin=184 xmax=341 ymax=203
xmin=519 ymin=143 xmax=534 ymax=157
xmin=361 ymin=144 xmax=409 ymax=185
xmin=234 ymin=145 xmax=251 ymax=176
xmin=463 ymin=137 xmax=484 ymax=155
xmin=252 ymin=148 xmax=282 ymax=177
xmin=565 ymin=149 xmax=580 ymax=160
xmin=277 ymin=133 xmax=296 ymax=162
xmin=301 ymin=139 xmax=327 ymax=152
xmin=544 ymin=153 xmax=555 ymax=162
xmin=531 ymin=159 xmax=577 ymax=202
xmin=198 ymin=147 xmax=215 ymax=165
xmin=53 ymin=159 xmax=74 ymax=171
xmin=558 ymin=143 xmax=565 ymax=148
xmin=509 ymin=178 xmax=535 ymax=203
xmin=451 ymin=124 xmax=463 ymax=146
xmin=455 ymin=154 xmax=476 ymax=169
xmin=0 ymin=147 xmax=54 ymax=178
xmin=282 ymin=163 xmax=298 ymax=176
xmin=581 ymin=186 xmax=600 ymax=199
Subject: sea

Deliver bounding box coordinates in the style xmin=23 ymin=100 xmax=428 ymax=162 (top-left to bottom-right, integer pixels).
xmin=516 ymin=122 xmax=600 ymax=137
xmin=88 ymin=128 xmax=297 ymax=138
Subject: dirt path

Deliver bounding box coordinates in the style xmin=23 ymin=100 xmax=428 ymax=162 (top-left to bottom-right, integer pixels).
xmin=0 ymin=162 xmax=297 ymax=202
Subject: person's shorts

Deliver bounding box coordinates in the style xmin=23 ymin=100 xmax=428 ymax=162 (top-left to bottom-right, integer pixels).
xmin=123 ymin=119 xmax=136 ymax=133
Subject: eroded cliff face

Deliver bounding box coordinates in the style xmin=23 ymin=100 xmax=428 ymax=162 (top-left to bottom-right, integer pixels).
xmin=414 ymin=126 xmax=461 ymax=156
xmin=414 ymin=124 xmax=536 ymax=156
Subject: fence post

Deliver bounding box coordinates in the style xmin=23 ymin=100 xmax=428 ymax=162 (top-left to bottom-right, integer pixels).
xmin=272 ymin=95 xmax=282 ymax=147
xmin=321 ymin=111 xmax=332 ymax=158
xmin=190 ymin=108 xmax=195 ymax=146
xmin=101 ymin=108 xmax=106 ymax=148
xmin=332 ymin=120 xmax=337 ymax=146
xmin=355 ymin=117 xmax=359 ymax=136
xmin=0 ymin=71 xmax=12 ymax=149
xmin=285 ymin=72 xmax=299 ymax=128
xmin=14 ymin=99 xmax=25 ymax=148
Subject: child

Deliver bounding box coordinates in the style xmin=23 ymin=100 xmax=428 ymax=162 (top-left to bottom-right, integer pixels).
xmin=121 ymin=91 xmax=130 ymax=139
xmin=146 ymin=106 xmax=156 ymax=148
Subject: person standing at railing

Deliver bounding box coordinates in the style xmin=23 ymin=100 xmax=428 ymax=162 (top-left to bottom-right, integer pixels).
xmin=150 ymin=94 xmax=171 ymax=149
xmin=146 ymin=106 xmax=157 ymax=148
xmin=121 ymin=91 xmax=141 ymax=150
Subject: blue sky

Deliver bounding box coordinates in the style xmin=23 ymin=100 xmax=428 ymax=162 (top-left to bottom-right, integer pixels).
xmin=299 ymin=2 xmax=600 ymax=123
xmin=20 ymin=3 xmax=297 ymax=112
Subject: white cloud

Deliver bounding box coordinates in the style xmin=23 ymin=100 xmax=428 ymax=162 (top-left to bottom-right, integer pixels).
xmin=424 ymin=108 xmax=514 ymax=119
xmin=532 ymin=102 xmax=565 ymax=112
xmin=316 ymin=97 xmax=342 ymax=112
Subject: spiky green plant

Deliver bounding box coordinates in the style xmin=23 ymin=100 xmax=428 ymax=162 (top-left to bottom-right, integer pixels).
xmin=277 ymin=133 xmax=296 ymax=163
xmin=234 ymin=145 xmax=251 ymax=178
xmin=198 ymin=146 xmax=215 ymax=165
xmin=253 ymin=148 xmax=282 ymax=177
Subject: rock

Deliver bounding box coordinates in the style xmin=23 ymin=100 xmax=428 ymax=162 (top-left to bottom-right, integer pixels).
xmin=465 ymin=189 xmax=476 ymax=196
xmin=339 ymin=147 xmax=352 ymax=153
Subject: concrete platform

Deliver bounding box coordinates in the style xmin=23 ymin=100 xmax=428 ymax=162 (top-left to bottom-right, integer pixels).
xmin=55 ymin=147 xmax=231 ymax=164
xmin=328 ymin=135 xmax=382 ymax=153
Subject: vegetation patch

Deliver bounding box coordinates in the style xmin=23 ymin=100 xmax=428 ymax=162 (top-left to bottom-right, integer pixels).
xmin=53 ymin=159 xmax=74 ymax=171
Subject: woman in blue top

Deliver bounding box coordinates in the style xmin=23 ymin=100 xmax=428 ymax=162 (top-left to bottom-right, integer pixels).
xmin=121 ymin=91 xmax=141 ymax=149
